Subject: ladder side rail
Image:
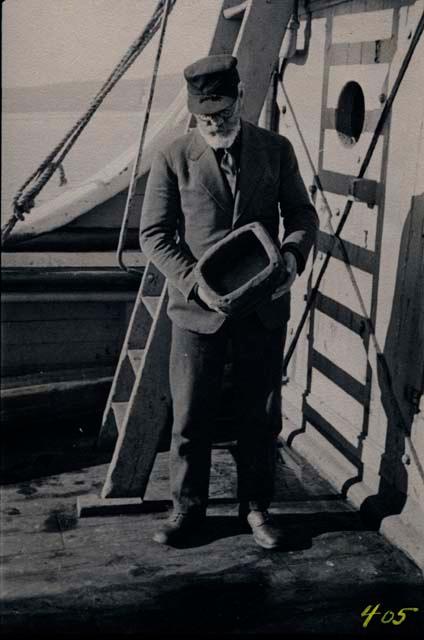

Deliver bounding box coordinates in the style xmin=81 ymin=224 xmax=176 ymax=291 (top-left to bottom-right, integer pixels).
xmin=98 ymin=269 xmax=154 ymax=447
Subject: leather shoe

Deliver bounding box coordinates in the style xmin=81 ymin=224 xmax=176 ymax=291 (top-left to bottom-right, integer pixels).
xmin=246 ymin=510 xmax=283 ymax=549
xmin=153 ymin=512 xmax=204 ymax=545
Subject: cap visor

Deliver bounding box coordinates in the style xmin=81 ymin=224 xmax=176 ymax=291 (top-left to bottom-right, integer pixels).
xmin=188 ymin=94 xmax=236 ymax=115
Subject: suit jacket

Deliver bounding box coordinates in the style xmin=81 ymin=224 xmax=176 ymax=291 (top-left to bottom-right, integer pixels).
xmin=140 ymin=119 xmax=319 ymax=334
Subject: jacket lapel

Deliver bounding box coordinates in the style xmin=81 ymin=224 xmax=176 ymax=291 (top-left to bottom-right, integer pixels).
xmin=188 ymin=129 xmax=233 ymax=215
xmin=233 ymin=121 xmax=268 ymax=225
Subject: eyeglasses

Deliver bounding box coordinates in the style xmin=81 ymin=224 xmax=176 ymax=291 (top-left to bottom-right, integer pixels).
xmin=196 ymin=101 xmax=237 ymax=124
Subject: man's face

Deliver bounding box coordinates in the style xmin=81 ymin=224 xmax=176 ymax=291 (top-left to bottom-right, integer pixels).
xmin=195 ymin=96 xmax=241 ymax=150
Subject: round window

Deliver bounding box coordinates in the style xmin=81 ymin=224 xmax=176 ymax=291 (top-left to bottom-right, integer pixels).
xmin=336 ymin=81 xmax=365 ymax=146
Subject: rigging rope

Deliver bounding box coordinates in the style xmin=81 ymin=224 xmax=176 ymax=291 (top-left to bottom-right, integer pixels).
xmin=1 ymin=0 xmax=177 ymax=248
xmin=117 ymin=0 xmax=173 ymax=273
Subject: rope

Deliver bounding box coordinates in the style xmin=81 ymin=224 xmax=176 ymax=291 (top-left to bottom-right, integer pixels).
xmin=1 ymin=0 xmax=177 ymax=247
xmin=281 ymin=9 xmax=424 ymax=373
xmin=117 ymin=0 xmax=173 ymax=273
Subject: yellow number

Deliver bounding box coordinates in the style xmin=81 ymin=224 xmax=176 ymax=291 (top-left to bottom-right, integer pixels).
xmin=361 ymin=604 xmax=381 ymax=628
xmin=381 ymin=610 xmax=394 ymax=623
xmin=392 ymin=607 xmax=419 ymax=626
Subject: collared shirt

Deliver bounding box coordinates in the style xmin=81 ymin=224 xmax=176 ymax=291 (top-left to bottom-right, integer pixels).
xmin=214 ymin=129 xmax=242 ymax=172
xmin=214 ymin=129 xmax=242 ymax=198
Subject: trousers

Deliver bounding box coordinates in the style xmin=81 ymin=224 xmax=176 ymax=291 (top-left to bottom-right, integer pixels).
xmin=169 ymin=313 xmax=286 ymax=514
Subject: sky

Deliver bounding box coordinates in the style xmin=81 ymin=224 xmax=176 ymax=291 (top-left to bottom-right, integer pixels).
xmin=2 ymin=0 xmax=222 ymax=87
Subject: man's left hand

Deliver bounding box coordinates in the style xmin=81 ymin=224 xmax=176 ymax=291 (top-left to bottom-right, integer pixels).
xmin=271 ymin=252 xmax=297 ymax=300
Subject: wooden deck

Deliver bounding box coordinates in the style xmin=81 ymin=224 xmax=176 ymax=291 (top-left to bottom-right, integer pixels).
xmin=1 ymin=422 xmax=423 ymax=636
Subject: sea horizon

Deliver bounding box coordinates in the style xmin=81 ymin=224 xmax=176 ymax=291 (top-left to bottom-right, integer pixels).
xmin=2 ymin=74 xmax=182 ymax=113
xmin=2 ymin=75 xmax=182 ymax=223
xmin=2 ymin=108 xmax=165 ymax=223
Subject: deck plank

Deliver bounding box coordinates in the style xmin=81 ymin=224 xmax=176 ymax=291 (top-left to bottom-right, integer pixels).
xmin=1 ymin=435 xmax=423 ymax=635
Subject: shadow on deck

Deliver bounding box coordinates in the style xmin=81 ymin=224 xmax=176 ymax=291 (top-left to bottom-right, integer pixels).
xmin=1 ymin=421 xmax=423 ymax=636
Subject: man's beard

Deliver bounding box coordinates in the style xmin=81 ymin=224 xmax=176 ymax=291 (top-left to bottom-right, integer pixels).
xmin=198 ymin=119 xmax=241 ymax=150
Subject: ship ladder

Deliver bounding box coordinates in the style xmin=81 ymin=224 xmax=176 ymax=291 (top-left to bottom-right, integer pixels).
xmin=77 ymin=0 xmax=296 ymax=516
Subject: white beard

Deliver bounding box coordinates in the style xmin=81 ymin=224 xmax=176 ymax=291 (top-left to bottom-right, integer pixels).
xmin=198 ymin=120 xmax=241 ymax=150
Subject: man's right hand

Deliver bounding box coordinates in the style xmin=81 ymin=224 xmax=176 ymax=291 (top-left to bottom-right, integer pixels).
xmin=196 ymin=285 xmax=226 ymax=314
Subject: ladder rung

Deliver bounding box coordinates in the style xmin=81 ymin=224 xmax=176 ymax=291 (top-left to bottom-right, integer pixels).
xmin=143 ymin=295 xmax=160 ymax=317
xmin=128 ymin=348 xmax=145 ymax=375
xmin=112 ymin=401 xmax=129 ymax=433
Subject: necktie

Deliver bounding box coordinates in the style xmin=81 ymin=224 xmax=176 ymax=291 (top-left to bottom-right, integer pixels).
xmin=220 ymin=149 xmax=237 ymax=198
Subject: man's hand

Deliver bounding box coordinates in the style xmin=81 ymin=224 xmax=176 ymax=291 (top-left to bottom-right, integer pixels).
xmin=271 ymin=252 xmax=297 ymax=301
xmin=196 ymin=285 xmax=227 ymax=314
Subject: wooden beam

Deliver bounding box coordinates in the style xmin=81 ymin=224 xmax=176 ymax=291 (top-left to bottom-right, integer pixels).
xmin=208 ymin=0 xmax=245 ymax=54
xmin=1 ymin=251 xmax=145 ymax=270
xmin=311 ymin=349 xmax=368 ymax=406
xmin=317 ymin=230 xmax=377 ymax=274
xmin=2 ymin=270 xmax=141 ymax=293
xmin=2 ymin=292 xmax=137 ymax=303
xmin=319 ymin=169 xmax=380 ymax=206
xmin=1 ymin=371 xmax=113 ymax=426
xmin=235 ymin=0 xmax=294 ymax=124
xmin=77 ymin=495 xmax=144 ymax=517
xmin=2 ymin=229 xmax=142 ymax=252
xmin=315 ymin=292 xmax=368 ymax=338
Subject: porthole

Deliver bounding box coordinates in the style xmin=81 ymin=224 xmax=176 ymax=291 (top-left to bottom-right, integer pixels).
xmin=336 ymin=81 xmax=365 ymax=146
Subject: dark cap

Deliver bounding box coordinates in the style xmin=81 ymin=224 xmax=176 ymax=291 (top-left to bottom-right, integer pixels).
xmin=184 ymin=54 xmax=240 ymax=115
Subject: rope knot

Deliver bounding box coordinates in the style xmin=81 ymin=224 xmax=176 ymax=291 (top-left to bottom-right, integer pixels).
xmin=13 ymin=201 xmax=32 ymax=221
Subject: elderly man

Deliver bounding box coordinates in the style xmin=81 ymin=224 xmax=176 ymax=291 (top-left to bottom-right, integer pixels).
xmin=140 ymin=54 xmax=318 ymax=548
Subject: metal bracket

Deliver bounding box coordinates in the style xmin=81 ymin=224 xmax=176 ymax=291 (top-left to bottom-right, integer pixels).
xmin=348 ymin=178 xmax=379 ymax=208
xmin=404 ymin=384 xmax=422 ymax=414
xmin=223 ymin=1 xmax=248 ymax=20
